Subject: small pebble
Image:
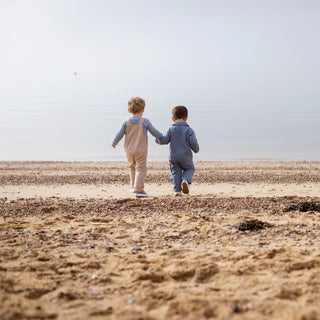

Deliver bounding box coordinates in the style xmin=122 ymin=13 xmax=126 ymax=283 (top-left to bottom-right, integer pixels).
xmin=104 ymin=244 xmax=114 ymax=251
xmin=232 ymin=304 xmax=240 ymax=313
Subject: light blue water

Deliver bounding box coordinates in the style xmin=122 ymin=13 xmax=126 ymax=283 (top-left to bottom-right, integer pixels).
xmin=1 ymin=93 xmax=320 ymax=161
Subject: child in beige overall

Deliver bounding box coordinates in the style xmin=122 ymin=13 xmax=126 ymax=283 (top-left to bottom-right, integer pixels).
xmin=112 ymin=97 xmax=162 ymax=198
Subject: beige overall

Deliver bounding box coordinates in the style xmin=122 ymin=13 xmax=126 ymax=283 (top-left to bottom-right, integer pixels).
xmin=124 ymin=118 xmax=148 ymax=192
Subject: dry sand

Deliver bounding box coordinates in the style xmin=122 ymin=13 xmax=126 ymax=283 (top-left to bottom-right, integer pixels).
xmin=1 ymin=161 xmax=320 ymax=319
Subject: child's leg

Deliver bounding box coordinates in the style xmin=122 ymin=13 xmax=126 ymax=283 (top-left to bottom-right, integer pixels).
xmin=130 ymin=168 xmax=135 ymax=189
xmin=134 ymin=153 xmax=147 ymax=192
xmin=126 ymin=153 xmax=136 ymax=188
xmin=182 ymin=166 xmax=195 ymax=184
xmin=169 ymin=160 xmax=182 ymax=192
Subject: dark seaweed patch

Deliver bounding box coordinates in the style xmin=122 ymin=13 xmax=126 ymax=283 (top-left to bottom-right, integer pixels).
xmin=238 ymin=219 xmax=273 ymax=231
xmin=284 ymin=201 xmax=320 ymax=212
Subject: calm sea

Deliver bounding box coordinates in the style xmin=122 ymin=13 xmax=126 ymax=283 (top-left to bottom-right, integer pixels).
xmin=1 ymin=93 xmax=320 ymax=161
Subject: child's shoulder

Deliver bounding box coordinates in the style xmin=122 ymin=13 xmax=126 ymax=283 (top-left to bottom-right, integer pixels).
xmin=141 ymin=117 xmax=151 ymax=124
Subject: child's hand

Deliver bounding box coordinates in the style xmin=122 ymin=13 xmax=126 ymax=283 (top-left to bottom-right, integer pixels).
xmin=112 ymin=145 xmax=116 ymax=149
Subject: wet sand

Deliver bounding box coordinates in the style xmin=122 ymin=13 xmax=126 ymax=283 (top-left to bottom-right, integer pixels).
xmin=1 ymin=161 xmax=320 ymax=319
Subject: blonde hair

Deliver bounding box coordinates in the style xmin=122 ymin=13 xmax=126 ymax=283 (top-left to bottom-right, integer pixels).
xmin=127 ymin=97 xmax=145 ymax=114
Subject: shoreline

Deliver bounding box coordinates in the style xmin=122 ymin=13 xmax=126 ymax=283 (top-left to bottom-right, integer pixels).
xmin=1 ymin=161 xmax=320 ymax=200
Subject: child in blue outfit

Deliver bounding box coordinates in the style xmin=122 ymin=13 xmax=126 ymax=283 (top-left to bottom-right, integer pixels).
xmin=156 ymin=106 xmax=199 ymax=196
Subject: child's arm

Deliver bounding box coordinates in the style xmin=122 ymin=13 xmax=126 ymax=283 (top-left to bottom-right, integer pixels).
xmin=111 ymin=122 xmax=126 ymax=148
xmin=155 ymin=128 xmax=171 ymax=145
xmin=187 ymin=129 xmax=199 ymax=153
xmin=144 ymin=119 xmax=162 ymax=139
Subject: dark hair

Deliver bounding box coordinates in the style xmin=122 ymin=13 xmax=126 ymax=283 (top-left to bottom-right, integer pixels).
xmin=172 ymin=106 xmax=188 ymax=120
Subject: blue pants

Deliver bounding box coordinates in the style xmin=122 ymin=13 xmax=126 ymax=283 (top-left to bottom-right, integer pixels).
xmin=169 ymin=160 xmax=195 ymax=192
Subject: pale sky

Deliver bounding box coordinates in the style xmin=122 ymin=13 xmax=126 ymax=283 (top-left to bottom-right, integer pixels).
xmin=1 ymin=0 xmax=319 ymax=99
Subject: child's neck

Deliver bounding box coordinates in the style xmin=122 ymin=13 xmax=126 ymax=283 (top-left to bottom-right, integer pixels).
xmin=173 ymin=118 xmax=187 ymax=122
xmin=131 ymin=112 xmax=144 ymax=117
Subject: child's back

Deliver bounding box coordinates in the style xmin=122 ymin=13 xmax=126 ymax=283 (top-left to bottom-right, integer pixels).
xmin=167 ymin=121 xmax=199 ymax=163
xmin=124 ymin=117 xmax=147 ymax=155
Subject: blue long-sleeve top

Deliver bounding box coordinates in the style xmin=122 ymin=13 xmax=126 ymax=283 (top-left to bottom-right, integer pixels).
xmin=112 ymin=116 xmax=162 ymax=147
xmin=156 ymin=121 xmax=199 ymax=162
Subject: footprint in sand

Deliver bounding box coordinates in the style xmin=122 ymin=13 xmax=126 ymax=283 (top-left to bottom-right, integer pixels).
xmin=167 ymin=261 xmax=219 ymax=283
xmin=24 ymin=288 xmax=53 ymax=299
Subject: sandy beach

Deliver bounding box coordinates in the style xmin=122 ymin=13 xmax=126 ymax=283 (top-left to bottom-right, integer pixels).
xmin=1 ymin=161 xmax=320 ymax=319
